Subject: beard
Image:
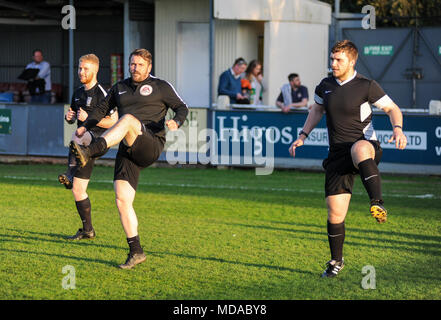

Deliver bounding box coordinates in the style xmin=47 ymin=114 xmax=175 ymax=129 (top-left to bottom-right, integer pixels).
xmin=131 ymin=71 xmax=148 ymax=83
xmin=79 ymin=74 xmax=93 ymax=85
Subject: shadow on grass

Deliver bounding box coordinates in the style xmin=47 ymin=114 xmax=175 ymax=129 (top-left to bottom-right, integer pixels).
xmin=2 ymin=175 xmax=440 ymax=214
xmin=268 ymin=220 xmax=441 ymax=243
xmin=0 ymin=247 xmax=118 ymax=268
xmin=0 ymin=177 xmax=326 ymax=209
xmin=1 ymin=229 xmax=126 ymax=251
xmin=223 ymin=222 xmax=441 ymax=256
xmin=148 ymin=250 xmax=314 ymax=276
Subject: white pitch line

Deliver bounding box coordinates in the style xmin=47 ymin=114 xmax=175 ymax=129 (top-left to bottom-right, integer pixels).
xmin=1 ymin=175 xmax=439 ymax=200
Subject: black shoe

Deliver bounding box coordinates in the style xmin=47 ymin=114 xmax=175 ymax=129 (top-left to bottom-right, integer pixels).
xmin=67 ymin=228 xmax=96 ymax=240
xmin=370 ymin=200 xmax=387 ymax=223
xmin=321 ymin=259 xmax=345 ymax=278
xmin=118 ymin=252 xmax=147 ymax=269
xmin=58 ymin=173 xmax=73 ymax=189
xmin=69 ymin=141 xmax=91 ymax=168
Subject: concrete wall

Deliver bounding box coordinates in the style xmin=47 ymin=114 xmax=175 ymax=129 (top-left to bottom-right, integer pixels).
xmin=154 ymin=0 xmax=209 ymax=85
xmin=263 ymin=21 xmax=329 ymax=105
xmin=154 ymin=0 xmax=331 ymax=107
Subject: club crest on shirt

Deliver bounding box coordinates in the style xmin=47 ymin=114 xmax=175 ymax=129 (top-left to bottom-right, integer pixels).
xmin=86 ymin=97 xmax=92 ymax=106
xmin=140 ymin=84 xmax=153 ymax=96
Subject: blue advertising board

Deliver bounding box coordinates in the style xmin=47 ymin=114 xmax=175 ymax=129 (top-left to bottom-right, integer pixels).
xmin=212 ymin=110 xmax=441 ymax=167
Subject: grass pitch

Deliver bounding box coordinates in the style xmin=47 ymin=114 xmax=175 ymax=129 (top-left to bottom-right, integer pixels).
xmin=0 ymin=163 xmax=440 ymax=300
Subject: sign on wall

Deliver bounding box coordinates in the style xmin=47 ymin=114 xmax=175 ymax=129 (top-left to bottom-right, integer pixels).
xmin=363 ymin=45 xmax=394 ymax=56
xmin=213 ymin=110 xmax=441 ymax=166
xmin=0 ymin=108 xmax=12 ymax=135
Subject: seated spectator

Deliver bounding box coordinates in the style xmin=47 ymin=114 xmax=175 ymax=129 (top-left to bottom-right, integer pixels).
xmin=276 ymin=73 xmax=308 ymax=113
xmin=218 ymin=57 xmax=248 ymax=104
xmin=244 ymin=60 xmax=265 ymax=105
xmin=25 ymin=49 xmax=52 ymax=104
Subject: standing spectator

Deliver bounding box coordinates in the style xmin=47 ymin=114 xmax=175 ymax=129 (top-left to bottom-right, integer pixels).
xmin=244 ymin=60 xmax=265 ymax=105
xmin=218 ymin=57 xmax=248 ymax=104
xmin=26 ymin=49 xmax=52 ymax=104
xmin=276 ymin=73 xmax=308 ymax=113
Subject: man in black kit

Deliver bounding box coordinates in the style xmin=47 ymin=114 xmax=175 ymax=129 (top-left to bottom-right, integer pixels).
xmin=59 ymin=53 xmax=118 ymax=240
xmin=71 ymin=48 xmax=188 ymax=269
xmin=289 ymin=40 xmax=407 ymax=278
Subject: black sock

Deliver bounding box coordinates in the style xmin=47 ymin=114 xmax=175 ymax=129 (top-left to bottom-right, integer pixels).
xmin=358 ymin=158 xmax=382 ymax=202
xmin=127 ymin=235 xmax=143 ymax=255
xmin=75 ymin=198 xmax=93 ymax=232
xmin=327 ymin=220 xmax=345 ymax=262
xmin=66 ymin=149 xmax=78 ymax=179
xmin=88 ymin=137 xmax=108 ymax=158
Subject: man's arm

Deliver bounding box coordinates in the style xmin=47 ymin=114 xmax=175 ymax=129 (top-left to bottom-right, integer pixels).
xmin=373 ymin=96 xmax=407 ymax=150
xmin=96 ymin=109 xmax=119 ymax=129
xmin=276 ymin=92 xmax=291 ymax=113
xmin=369 ymin=80 xmax=407 ymax=150
xmin=81 ymin=87 xmax=116 ymax=131
xmin=162 ymin=81 xmax=189 ymax=131
xmin=290 ymin=98 xmax=308 ymax=108
xmin=65 ymin=95 xmax=76 ymax=124
xmin=37 ymin=62 xmax=50 ymax=79
xmin=289 ymin=103 xmax=325 ymax=157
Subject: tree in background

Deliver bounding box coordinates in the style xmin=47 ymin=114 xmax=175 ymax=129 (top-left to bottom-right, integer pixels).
xmin=321 ymin=0 xmax=441 ymax=27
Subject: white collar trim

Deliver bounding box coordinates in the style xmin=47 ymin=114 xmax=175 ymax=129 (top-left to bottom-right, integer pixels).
xmin=335 ymin=71 xmax=357 ymax=86
xmin=230 ymin=68 xmax=241 ymax=79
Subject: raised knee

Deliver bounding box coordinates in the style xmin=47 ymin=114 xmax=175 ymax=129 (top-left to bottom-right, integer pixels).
xmin=120 ymin=114 xmax=138 ymax=124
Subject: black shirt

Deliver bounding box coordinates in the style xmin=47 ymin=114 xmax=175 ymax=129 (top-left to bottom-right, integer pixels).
xmin=277 ymin=85 xmax=309 ymax=104
xmin=314 ymin=72 xmax=386 ymax=147
xmin=70 ymin=83 xmax=114 ymax=135
xmin=83 ymin=75 xmax=188 ymax=142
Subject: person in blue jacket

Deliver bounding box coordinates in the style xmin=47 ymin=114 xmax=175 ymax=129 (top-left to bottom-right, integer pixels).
xmin=217 ymin=57 xmax=248 ymax=104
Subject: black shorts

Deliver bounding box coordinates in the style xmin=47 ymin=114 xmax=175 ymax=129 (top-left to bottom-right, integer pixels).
xmin=323 ymin=140 xmax=382 ymax=197
xmin=114 ymin=125 xmax=164 ymax=190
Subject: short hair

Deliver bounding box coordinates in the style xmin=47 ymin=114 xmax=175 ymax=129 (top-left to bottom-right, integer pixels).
xmin=33 ymin=49 xmax=42 ymax=56
xmin=331 ymin=40 xmax=358 ymax=61
xmin=288 ymin=73 xmax=299 ymax=82
xmin=79 ymin=53 xmax=100 ymax=67
xmin=129 ymin=48 xmax=152 ymax=65
xmin=233 ymin=57 xmax=247 ymax=67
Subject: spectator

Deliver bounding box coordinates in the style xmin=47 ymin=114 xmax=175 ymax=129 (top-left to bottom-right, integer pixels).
xmin=244 ymin=60 xmax=265 ymax=105
xmin=276 ymin=73 xmax=308 ymax=113
xmin=218 ymin=57 xmax=248 ymax=104
xmin=26 ymin=49 xmax=52 ymax=104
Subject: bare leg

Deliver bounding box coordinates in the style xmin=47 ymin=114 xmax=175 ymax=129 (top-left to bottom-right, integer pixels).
xmin=114 ymin=179 xmax=139 ymax=238
xmin=326 ymin=193 xmax=351 ymax=224
xmin=101 ymin=114 xmax=142 ymax=148
xmin=72 ymin=177 xmax=90 ymax=202
xmin=351 ymin=140 xmax=375 ymax=168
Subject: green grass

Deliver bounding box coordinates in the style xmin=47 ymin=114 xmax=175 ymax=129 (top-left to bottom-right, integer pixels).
xmin=0 ymin=163 xmax=440 ymax=300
